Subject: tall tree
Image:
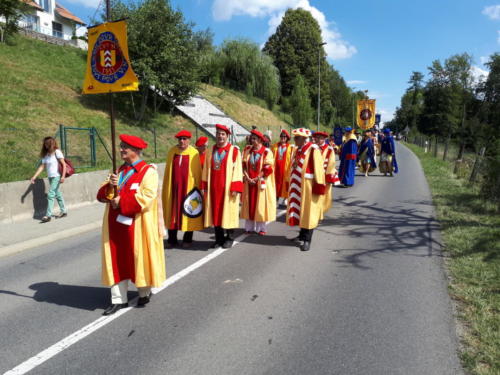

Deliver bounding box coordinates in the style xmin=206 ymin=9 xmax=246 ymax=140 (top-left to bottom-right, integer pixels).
xmin=289 ymin=74 xmax=313 ymax=127
xmin=0 ymin=0 xmax=29 ymax=43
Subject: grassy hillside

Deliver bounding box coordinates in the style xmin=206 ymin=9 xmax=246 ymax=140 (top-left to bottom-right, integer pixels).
xmin=0 ymin=35 xmax=312 ymax=183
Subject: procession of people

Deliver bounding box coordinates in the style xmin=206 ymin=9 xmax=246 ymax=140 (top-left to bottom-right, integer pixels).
xmin=96 ymin=124 xmax=398 ymax=314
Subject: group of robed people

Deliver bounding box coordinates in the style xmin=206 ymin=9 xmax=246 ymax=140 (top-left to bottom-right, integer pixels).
xmin=95 ymin=124 xmax=347 ymax=315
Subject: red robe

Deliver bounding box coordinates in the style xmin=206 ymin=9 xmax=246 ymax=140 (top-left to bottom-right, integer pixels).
xmin=169 ymin=154 xmax=189 ymax=230
xmin=243 ymin=146 xmax=273 ymax=220
xmin=273 ymin=143 xmax=289 ymax=198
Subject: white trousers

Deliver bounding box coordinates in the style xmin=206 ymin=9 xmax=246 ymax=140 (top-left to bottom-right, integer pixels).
xmin=245 ymin=220 xmax=267 ymax=233
xmin=110 ymin=280 xmax=151 ymax=304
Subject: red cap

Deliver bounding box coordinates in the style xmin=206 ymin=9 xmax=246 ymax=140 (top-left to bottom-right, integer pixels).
xmin=313 ymin=131 xmax=329 ymax=138
xmin=195 ymin=136 xmax=208 ymax=147
xmin=119 ymin=134 xmax=148 ymax=150
xmin=175 ymin=130 xmax=192 ymax=139
xmin=280 ymin=129 xmax=290 ymax=139
xmin=250 ymin=129 xmax=266 ymax=141
xmin=215 ymin=124 xmax=231 ymax=135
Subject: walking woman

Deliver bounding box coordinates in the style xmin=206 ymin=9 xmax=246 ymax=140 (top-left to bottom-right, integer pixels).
xmin=30 ymin=136 xmax=67 ymax=223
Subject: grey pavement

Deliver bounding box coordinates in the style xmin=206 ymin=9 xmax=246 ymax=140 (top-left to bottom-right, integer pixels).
xmin=0 ymin=143 xmax=464 ymax=375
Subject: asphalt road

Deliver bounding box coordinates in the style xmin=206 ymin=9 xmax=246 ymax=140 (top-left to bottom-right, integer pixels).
xmin=0 ymin=143 xmax=463 ymax=375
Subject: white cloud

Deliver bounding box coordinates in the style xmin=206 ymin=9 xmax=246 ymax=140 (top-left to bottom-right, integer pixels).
xmin=480 ymin=56 xmax=490 ymax=65
xmin=347 ymin=80 xmax=367 ymax=85
xmin=471 ymin=65 xmax=489 ymax=84
xmin=378 ymin=108 xmax=394 ymax=124
xmin=212 ymin=0 xmax=357 ymax=59
xmin=64 ymin=0 xmax=101 ymax=8
xmin=483 ymin=5 xmax=500 ymax=20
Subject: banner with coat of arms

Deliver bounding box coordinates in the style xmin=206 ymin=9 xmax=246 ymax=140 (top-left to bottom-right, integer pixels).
xmin=356 ymin=99 xmax=376 ymax=130
xmin=83 ymin=20 xmax=139 ymax=94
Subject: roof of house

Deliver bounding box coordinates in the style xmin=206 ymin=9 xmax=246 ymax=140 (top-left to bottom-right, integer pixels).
xmin=55 ymin=3 xmax=86 ymax=25
xmin=22 ymin=0 xmax=43 ymax=11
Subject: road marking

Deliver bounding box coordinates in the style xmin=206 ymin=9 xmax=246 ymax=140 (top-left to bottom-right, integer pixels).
xmin=5 ymin=209 xmax=288 ymax=375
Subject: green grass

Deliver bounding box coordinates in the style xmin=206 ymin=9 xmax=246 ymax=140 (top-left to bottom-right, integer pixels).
xmin=0 ymin=35 xmax=307 ymax=183
xmin=406 ymin=143 xmax=500 ymax=375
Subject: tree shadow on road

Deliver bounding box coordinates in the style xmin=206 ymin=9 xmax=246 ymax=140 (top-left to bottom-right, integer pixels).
xmin=0 ymin=282 xmax=125 ymax=311
xmin=320 ymin=195 xmax=444 ymax=270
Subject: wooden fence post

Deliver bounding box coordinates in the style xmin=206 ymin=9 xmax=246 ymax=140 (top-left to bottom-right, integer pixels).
xmin=469 ymin=147 xmax=486 ymax=183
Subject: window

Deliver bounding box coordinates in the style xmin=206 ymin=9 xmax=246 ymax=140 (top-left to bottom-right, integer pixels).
xmin=39 ymin=0 xmax=51 ymax=12
xmin=52 ymin=22 xmax=63 ymax=38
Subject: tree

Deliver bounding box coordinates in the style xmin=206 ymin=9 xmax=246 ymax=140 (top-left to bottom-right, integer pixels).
xmin=0 ymin=0 xmax=29 ymax=43
xmin=110 ymin=0 xmax=200 ymax=122
xmin=289 ymin=75 xmax=313 ymax=127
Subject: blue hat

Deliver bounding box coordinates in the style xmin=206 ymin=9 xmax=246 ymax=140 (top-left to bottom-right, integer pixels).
xmin=344 ymin=126 xmax=353 ymax=132
xmin=383 ymin=128 xmax=391 ymax=134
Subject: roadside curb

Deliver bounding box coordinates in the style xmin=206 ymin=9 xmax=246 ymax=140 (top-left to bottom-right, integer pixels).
xmin=0 ymin=221 xmax=102 ymax=258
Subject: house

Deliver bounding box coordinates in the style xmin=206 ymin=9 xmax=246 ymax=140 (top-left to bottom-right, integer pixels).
xmin=18 ymin=0 xmax=87 ymax=49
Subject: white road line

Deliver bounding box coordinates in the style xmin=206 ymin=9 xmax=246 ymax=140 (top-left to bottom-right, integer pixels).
xmin=4 ymin=209 xmax=288 ymax=375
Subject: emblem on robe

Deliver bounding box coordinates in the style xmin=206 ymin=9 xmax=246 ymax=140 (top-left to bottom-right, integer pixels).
xmin=182 ymin=188 xmax=203 ymax=218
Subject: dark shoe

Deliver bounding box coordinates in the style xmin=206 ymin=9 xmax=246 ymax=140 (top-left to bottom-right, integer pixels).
xmin=182 ymin=242 xmax=193 ymax=249
xmin=56 ymin=212 xmax=67 ymax=219
xmin=210 ymin=241 xmax=223 ymax=249
xmin=103 ymin=303 xmax=128 ymax=316
xmin=300 ymin=241 xmax=311 ymax=251
xmin=165 ymin=241 xmax=178 ymax=249
xmin=222 ymin=239 xmax=233 ymax=249
xmin=290 ymin=236 xmax=302 ymax=244
xmin=137 ymin=294 xmax=151 ymax=306
xmin=40 ymin=216 xmax=51 ymax=223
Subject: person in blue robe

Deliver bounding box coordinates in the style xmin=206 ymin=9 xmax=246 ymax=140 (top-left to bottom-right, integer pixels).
xmin=358 ymin=130 xmax=377 ymax=176
xmin=338 ymin=127 xmax=358 ymax=187
xmin=379 ymin=128 xmax=399 ymax=176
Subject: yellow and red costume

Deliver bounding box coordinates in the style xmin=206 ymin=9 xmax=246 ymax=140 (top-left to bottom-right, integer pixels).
xmin=97 ymin=160 xmax=166 ymax=288
xmin=271 ymin=135 xmax=293 ymax=199
xmin=318 ymin=142 xmax=340 ymax=215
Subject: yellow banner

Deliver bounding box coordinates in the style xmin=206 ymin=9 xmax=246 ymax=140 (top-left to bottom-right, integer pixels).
xmin=83 ymin=20 xmax=139 ymax=94
xmin=356 ymin=99 xmax=376 ymax=130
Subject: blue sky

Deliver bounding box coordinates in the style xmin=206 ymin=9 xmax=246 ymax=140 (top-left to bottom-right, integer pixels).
xmin=62 ymin=0 xmax=498 ymax=124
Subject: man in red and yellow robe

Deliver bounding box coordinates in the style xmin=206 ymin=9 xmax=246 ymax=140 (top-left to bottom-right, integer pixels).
xmin=313 ymin=131 xmax=340 ymax=216
xmin=286 ymin=128 xmax=326 ymax=252
xmin=271 ymin=129 xmax=293 ymax=202
xmin=241 ymin=129 xmax=276 ymax=235
xmin=195 ymin=136 xmax=208 ymax=169
xmin=201 ymin=124 xmax=243 ymax=249
xmin=162 ymin=130 xmax=203 ymax=249
xmin=97 ymin=134 xmax=166 ymax=315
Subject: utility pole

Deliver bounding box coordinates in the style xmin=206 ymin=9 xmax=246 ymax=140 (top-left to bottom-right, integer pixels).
xmin=317 ymin=42 xmax=326 ymax=131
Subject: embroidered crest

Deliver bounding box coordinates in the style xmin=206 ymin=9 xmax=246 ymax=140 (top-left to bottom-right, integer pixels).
xmin=91 ymin=31 xmax=129 ymax=84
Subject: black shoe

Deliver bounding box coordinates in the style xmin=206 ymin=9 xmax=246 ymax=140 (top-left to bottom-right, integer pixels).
xmin=210 ymin=241 xmax=223 ymax=249
xmin=103 ymin=303 xmax=128 ymax=316
xmin=40 ymin=216 xmax=51 ymax=223
xmin=137 ymin=294 xmax=151 ymax=306
xmin=300 ymin=241 xmax=311 ymax=251
xmin=222 ymin=239 xmax=233 ymax=249
xmin=289 ymin=236 xmax=302 ymax=244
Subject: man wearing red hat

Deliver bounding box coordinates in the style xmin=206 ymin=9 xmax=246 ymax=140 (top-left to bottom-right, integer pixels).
xmin=313 ymin=131 xmax=340 ymax=216
xmin=241 ymin=129 xmax=276 ymax=235
xmin=271 ymin=129 xmax=293 ymax=205
xmin=201 ymin=124 xmax=243 ymax=248
xmin=162 ymin=130 xmax=203 ymax=249
xmin=286 ymin=128 xmax=326 ymax=251
xmin=97 ymin=134 xmax=166 ymax=315
xmin=195 ymin=136 xmax=209 ymax=168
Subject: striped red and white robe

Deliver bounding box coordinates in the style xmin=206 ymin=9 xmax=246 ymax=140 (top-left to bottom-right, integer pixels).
xmin=286 ymin=142 xmax=326 ymax=229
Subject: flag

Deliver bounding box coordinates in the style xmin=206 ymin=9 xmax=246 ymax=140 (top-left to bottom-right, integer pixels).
xmin=356 ymin=99 xmax=376 ymax=130
xmin=83 ymin=20 xmax=139 ymax=94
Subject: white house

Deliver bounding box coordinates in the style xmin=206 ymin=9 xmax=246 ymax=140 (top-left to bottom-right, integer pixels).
xmin=18 ymin=0 xmax=87 ymax=49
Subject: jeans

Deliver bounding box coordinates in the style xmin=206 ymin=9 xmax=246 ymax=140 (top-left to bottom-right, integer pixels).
xmin=46 ymin=176 xmax=66 ymax=217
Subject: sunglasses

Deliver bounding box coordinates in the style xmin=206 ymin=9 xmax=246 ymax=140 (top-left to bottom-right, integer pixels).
xmin=178 ymin=137 xmax=189 ymax=141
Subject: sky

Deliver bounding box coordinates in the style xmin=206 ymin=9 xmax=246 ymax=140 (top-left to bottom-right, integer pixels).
xmin=61 ymin=0 xmax=498 ymax=124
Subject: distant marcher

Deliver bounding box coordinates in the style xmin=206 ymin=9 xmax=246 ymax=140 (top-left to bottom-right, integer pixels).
xmin=30 ymin=136 xmax=67 ymax=223
xmin=162 ymin=130 xmax=204 ymax=249
xmin=338 ymin=127 xmax=358 ymax=187
xmin=271 ymin=129 xmax=293 ymax=203
xmin=241 ymin=130 xmax=276 ymax=235
xmin=286 ymin=128 xmax=326 ymax=251
xmin=379 ymin=128 xmax=399 ymax=176
xmin=201 ymin=124 xmax=243 ymax=249
xmin=97 ymin=134 xmax=166 ymax=315
xmin=195 ymin=136 xmax=209 ymax=169
xmin=359 ymin=130 xmax=377 ymax=176
xmin=263 ymin=134 xmax=272 ymax=149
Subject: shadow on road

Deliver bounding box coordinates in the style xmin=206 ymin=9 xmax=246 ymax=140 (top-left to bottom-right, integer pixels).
xmin=0 ymin=282 xmax=120 ymax=311
xmin=320 ymin=195 xmax=443 ymax=270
